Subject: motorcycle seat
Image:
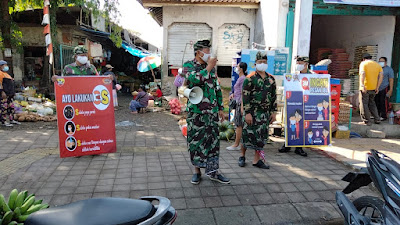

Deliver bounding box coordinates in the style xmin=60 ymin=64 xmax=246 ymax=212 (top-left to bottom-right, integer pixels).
xmin=24 ymin=198 xmax=156 ymax=225
xmin=382 ymin=158 xmax=400 ymax=181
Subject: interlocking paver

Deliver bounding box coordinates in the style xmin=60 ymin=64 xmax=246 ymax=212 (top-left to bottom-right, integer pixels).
xmin=237 ymin=194 xmax=257 ymax=206
xmin=186 ymin=197 xmax=205 ymax=209
xmin=213 ymin=206 xmax=261 ymax=225
xmin=204 ymin=196 xmax=223 ymax=208
xmin=0 ymin=95 xmax=388 ymax=224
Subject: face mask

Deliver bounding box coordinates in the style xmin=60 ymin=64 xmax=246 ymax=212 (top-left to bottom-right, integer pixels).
xmin=308 ymin=134 xmax=313 ymax=138
xmin=317 ymin=106 xmax=323 ymax=111
xmin=296 ymin=64 xmax=305 ymax=72
xmin=2 ymin=66 xmax=9 ymax=72
xmin=77 ymin=56 xmax=88 ymax=65
xmin=379 ymin=62 xmax=385 ymax=67
xmin=256 ymin=63 xmax=268 ymax=72
xmin=290 ymin=119 xmax=296 ymax=124
xmin=235 ymin=67 xmax=240 ymax=74
xmin=200 ymin=51 xmax=210 ymax=62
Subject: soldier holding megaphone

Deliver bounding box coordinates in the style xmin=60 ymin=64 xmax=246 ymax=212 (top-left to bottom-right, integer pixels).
xmin=182 ymin=40 xmax=230 ymax=185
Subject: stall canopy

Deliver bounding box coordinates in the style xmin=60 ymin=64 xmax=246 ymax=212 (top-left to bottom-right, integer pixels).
xmin=121 ymin=43 xmax=150 ymax=58
xmin=79 ymin=27 xmax=150 ymax=58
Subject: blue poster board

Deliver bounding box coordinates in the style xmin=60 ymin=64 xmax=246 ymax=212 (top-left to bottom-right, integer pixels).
xmin=284 ymin=73 xmax=332 ymax=147
xmin=241 ymin=48 xmax=289 ymax=76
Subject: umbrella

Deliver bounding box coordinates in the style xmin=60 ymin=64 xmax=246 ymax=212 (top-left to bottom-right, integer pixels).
xmin=137 ymin=54 xmax=161 ymax=73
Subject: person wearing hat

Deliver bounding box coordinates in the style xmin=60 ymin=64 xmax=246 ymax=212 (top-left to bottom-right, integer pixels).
xmin=238 ymin=51 xmax=277 ymax=169
xmin=182 ymin=39 xmax=230 ymax=185
xmin=359 ymin=53 xmax=383 ymax=125
xmin=278 ymin=56 xmax=310 ymax=157
xmin=129 ymin=85 xmax=149 ymax=114
xmin=0 ymin=60 xmax=20 ymax=126
xmin=51 ymin=45 xmax=99 ymax=82
xmin=103 ymin=64 xmax=119 ymax=109
xmin=295 ymin=56 xmax=311 ymax=74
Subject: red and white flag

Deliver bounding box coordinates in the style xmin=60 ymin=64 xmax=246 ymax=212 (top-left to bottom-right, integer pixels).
xmin=42 ymin=0 xmax=53 ymax=64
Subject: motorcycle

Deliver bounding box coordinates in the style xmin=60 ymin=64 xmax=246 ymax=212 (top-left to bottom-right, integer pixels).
xmin=336 ymin=149 xmax=400 ymax=225
xmin=25 ymin=196 xmax=177 ymax=225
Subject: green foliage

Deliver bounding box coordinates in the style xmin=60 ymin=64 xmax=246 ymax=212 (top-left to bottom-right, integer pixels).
xmin=1 ymin=0 xmax=122 ymax=51
xmin=10 ymin=22 xmax=23 ymax=53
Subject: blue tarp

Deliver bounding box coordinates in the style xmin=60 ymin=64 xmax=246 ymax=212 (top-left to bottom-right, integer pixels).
xmin=121 ymin=42 xmax=150 ymax=58
xmin=80 ymin=27 xmax=150 ymax=58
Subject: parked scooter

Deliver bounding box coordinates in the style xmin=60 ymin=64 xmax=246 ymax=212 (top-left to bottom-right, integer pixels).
xmin=336 ymin=149 xmax=400 ymax=225
xmin=25 ymin=196 xmax=177 ymax=225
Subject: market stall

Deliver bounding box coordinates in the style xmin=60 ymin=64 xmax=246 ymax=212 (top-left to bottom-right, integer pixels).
xmin=13 ymin=88 xmax=57 ymax=122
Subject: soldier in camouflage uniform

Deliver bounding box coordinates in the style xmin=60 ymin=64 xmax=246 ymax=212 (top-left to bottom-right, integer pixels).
xmin=51 ymin=45 xmax=98 ymax=82
xmin=239 ymin=51 xmax=277 ymax=169
xmin=183 ymin=40 xmax=230 ymax=184
xmin=278 ymin=56 xmax=310 ymax=157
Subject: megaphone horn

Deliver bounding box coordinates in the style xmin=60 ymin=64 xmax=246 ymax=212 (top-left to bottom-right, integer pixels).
xmin=183 ymin=86 xmax=203 ymax=104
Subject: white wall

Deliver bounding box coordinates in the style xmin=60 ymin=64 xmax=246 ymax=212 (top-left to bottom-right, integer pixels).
xmin=292 ymin=0 xmax=313 ymax=72
xmin=254 ymin=0 xmax=289 ymax=48
xmin=312 ymin=15 xmax=395 ymax=65
xmin=162 ymin=6 xmax=256 ymax=77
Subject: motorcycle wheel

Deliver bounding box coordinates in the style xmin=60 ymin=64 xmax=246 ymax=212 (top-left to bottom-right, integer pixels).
xmin=353 ymin=196 xmax=385 ymax=225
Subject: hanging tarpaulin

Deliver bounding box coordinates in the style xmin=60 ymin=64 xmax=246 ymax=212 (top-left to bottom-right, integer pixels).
xmin=42 ymin=0 xmax=54 ymax=65
xmin=323 ymin=0 xmax=400 ymax=7
xmin=121 ymin=43 xmax=150 ymax=58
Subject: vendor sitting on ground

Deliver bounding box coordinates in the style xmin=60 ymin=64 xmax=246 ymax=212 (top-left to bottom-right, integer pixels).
xmin=156 ymin=85 xmax=163 ymax=97
xmin=130 ymin=85 xmax=149 ymax=114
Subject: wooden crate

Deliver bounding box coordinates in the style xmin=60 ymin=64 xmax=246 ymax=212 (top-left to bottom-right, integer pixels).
xmin=338 ymin=102 xmax=352 ymax=124
xmin=334 ymin=130 xmax=350 ymax=139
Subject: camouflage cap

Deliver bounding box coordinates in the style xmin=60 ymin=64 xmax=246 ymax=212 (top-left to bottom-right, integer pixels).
xmin=73 ymin=45 xmax=88 ymax=55
xmin=194 ymin=40 xmax=211 ymax=51
xmin=256 ymin=51 xmax=268 ymax=61
xmin=296 ymin=56 xmax=309 ymax=62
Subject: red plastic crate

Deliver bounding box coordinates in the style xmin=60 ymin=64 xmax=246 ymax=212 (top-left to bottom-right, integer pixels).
xmin=313 ymin=70 xmax=329 ymax=74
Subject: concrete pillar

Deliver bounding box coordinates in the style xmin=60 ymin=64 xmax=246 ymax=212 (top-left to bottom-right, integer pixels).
xmin=162 ymin=25 xmax=169 ymax=80
xmin=255 ymin=0 xmax=289 ymax=48
xmin=291 ymin=0 xmax=313 ymax=72
xmin=12 ymin=50 xmax=24 ymax=82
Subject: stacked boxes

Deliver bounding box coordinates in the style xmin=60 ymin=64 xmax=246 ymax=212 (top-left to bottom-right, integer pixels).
xmin=312 ymin=48 xmax=332 ymax=64
xmin=328 ymin=49 xmax=352 ymax=79
xmin=348 ymin=69 xmax=360 ymax=94
xmin=353 ymin=45 xmax=378 ymax=69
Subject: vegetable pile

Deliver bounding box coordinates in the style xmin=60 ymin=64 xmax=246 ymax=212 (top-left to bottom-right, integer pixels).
xmin=219 ymin=120 xmax=235 ymax=141
xmin=169 ymin=98 xmax=182 ymax=115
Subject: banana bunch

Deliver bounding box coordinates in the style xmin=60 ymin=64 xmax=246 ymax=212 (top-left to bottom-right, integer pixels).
xmin=0 ymin=189 xmax=49 ymax=225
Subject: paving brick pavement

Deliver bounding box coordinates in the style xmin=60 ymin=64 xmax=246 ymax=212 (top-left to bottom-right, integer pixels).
xmin=0 ymin=95 xmax=382 ymax=224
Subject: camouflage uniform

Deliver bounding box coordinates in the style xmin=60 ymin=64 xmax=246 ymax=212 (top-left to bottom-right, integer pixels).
xmin=62 ymin=45 xmax=98 ymax=76
xmin=183 ymin=57 xmax=223 ymax=174
xmin=242 ymin=72 xmax=277 ymax=150
xmin=62 ymin=62 xmax=98 ymax=76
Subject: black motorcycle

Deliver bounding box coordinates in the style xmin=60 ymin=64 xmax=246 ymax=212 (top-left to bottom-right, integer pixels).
xmin=25 ymin=196 xmax=177 ymax=225
xmin=336 ymin=149 xmax=400 ymax=225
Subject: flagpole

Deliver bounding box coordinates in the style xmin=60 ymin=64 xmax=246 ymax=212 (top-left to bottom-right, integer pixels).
xmin=42 ymin=0 xmax=55 ymax=85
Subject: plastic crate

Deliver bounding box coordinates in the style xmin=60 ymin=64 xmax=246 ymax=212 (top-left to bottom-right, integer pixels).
xmin=313 ymin=70 xmax=329 ymax=74
xmin=330 ymin=79 xmax=341 ymax=85
xmin=310 ymin=65 xmax=328 ymax=71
